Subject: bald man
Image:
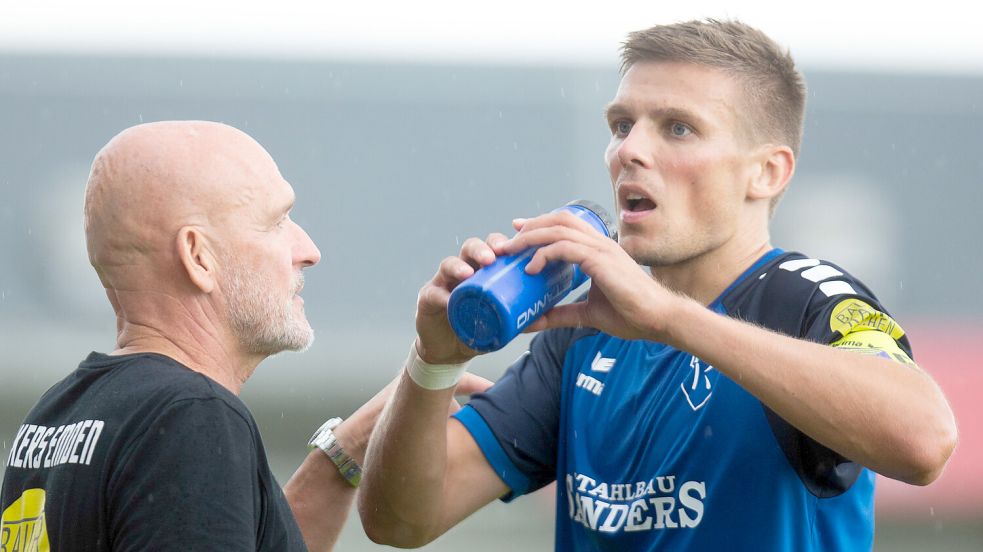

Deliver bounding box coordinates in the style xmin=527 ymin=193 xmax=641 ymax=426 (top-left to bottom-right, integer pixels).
xmin=0 ymin=121 xmax=486 ymax=551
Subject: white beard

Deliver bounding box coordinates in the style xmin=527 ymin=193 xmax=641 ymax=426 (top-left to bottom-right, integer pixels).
xmin=221 ymin=257 xmax=314 ymax=356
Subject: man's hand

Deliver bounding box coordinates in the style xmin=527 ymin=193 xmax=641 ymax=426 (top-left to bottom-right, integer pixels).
xmin=502 ymin=211 xmax=683 ymax=343
xmin=415 ymin=231 xmax=512 ymax=364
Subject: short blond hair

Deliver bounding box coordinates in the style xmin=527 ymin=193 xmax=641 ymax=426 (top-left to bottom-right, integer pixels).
xmin=621 ymin=19 xmax=806 ymax=158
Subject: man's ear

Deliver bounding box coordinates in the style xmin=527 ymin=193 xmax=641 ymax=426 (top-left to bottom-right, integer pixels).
xmin=748 ymin=144 xmax=795 ymax=202
xmin=176 ymin=226 xmax=217 ymax=293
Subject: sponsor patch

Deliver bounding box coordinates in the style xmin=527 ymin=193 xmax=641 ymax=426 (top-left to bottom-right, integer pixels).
xmin=831 ymin=325 xmax=914 ymax=364
xmin=1 ymin=488 xmax=49 ymax=551
xmin=829 ymin=299 xmax=905 ymax=340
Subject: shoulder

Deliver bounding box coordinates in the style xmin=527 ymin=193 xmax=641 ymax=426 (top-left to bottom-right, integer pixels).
xmin=101 ymin=353 xmax=252 ymax=418
xmin=71 ymin=353 xmax=260 ymax=454
xmin=722 ymin=251 xmax=883 ymax=337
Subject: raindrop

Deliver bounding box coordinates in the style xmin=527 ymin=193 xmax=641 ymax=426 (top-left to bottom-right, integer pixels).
xmin=513 ymin=142 xmax=519 ymax=151
xmin=455 ymin=236 xmax=460 ymax=246
xmin=138 ymin=114 xmax=143 ymax=123
xmin=898 ymin=280 xmax=903 ymax=290
xmin=179 ymin=79 xmax=183 ymax=87
xmin=929 ymin=507 xmax=935 ymax=516
xmin=560 ymin=87 xmax=566 ymax=99
xmin=27 ymin=228 xmax=32 ymax=236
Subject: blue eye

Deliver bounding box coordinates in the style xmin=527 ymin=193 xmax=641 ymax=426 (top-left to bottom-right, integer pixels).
xmin=670 ymin=122 xmax=692 ymax=137
xmin=614 ymin=120 xmax=633 ymax=136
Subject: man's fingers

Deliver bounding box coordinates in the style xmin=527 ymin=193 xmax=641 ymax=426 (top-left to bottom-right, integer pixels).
xmin=417 ymin=283 xmax=452 ymax=315
xmin=504 ymin=224 xmax=603 ymax=257
xmin=525 ymin=303 xmax=590 ymax=332
xmin=525 ymin=240 xmax=596 ymax=274
xmin=460 ymin=237 xmax=497 ymax=267
xmin=454 ymin=372 xmax=494 ymax=395
xmin=486 ymin=232 xmax=510 ymax=254
xmin=434 ymin=256 xmax=475 ymax=288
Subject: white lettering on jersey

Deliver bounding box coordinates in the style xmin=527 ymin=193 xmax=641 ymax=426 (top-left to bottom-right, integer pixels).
xmin=590 ymin=352 xmax=616 ymax=373
xmin=565 ymin=472 xmax=707 ymax=534
xmin=6 ymin=420 xmax=106 ymax=470
xmin=576 ymin=373 xmax=605 ymax=396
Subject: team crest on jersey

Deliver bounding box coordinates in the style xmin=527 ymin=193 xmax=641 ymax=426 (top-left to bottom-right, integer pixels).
xmin=680 ymin=356 xmax=713 ymax=411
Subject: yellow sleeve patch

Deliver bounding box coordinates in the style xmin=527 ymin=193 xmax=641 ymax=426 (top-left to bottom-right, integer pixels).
xmin=829 ymin=298 xmax=906 ymax=340
xmin=831 ymin=328 xmax=914 ymax=365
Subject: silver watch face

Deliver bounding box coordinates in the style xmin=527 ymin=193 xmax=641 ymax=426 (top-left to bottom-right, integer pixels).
xmin=324 ymin=417 xmax=343 ymax=431
xmin=308 ymin=417 xmax=343 ymax=448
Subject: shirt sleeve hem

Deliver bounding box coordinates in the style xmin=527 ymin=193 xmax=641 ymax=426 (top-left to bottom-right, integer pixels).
xmin=452 ymin=405 xmax=531 ymax=502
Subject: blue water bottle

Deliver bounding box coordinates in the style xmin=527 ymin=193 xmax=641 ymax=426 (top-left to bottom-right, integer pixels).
xmin=447 ymin=200 xmax=617 ymax=353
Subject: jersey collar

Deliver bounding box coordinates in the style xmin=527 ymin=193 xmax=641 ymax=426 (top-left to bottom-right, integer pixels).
xmin=707 ymin=248 xmax=785 ymax=311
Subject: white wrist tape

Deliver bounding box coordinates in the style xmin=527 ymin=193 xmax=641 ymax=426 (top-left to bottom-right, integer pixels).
xmin=404 ymin=343 xmax=471 ymax=391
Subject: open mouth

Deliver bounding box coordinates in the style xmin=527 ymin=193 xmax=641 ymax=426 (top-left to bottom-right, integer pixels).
xmin=625 ymin=194 xmax=657 ymax=212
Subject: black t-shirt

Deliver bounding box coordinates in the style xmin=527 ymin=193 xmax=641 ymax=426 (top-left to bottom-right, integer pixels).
xmin=1 ymin=352 xmax=308 ymax=551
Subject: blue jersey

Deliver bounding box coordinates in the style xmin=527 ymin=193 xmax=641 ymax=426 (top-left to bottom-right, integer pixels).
xmin=453 ymin=249 xmax=914 ymax=551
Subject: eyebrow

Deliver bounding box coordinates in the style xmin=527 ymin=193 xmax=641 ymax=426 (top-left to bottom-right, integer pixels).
xmin=272 ymin=196 xmax=295 ymax=221
xmin=604 ymin=103 xmax=707 ymax=127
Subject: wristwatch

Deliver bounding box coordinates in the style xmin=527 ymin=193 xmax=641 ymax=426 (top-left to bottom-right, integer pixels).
xmin=308 ymin=417 xmax=362 ymax=488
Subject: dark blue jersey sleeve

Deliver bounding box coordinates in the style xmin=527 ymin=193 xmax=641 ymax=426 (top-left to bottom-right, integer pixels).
xmin=724 ymin=252 xmax=914 ymax=497
xmin=453 ymin=326 xmax=594 ymax=500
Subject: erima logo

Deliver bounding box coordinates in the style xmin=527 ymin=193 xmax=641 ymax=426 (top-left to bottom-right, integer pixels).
xmin=591 ymin=352 xmax=616 ymax=373
xmin=576 ymin=373 xmax=604 ymax=396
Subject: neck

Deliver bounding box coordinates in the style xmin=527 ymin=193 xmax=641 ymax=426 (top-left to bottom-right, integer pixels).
xmin=108 ymin=290 xmax=260 ymax=395
xmin=650 ymin=226 xmax=773 ymax=306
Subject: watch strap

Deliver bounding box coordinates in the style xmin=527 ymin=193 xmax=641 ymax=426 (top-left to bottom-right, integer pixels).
xmin=308 ymin=417 xmax=362 ymax=487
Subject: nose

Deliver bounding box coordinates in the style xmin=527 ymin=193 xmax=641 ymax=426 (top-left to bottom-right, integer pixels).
xmin=615 ymin=125 xmax=654 ymax=170
xmin=294 ymin=222 xmax=321 ymax=268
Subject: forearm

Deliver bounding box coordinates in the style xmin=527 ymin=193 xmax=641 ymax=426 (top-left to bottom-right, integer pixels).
xmin=359 ymin=370 xmax=458 ymax=547
xmin=284 ymin=403 xmax=377 ymax=551
xmin=284 ymin=451 xmax=357 ymax=552
xmin=667 ymin=299 xmax=957 ymax=484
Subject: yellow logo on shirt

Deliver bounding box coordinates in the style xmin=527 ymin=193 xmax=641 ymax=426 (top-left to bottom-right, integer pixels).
xmin=1 ymin=488 xmax=49 ymax=552
xmin=829 ymin=299 xmax=913 ymax=364
xmin=829 ymin=298 xmax=905 ymax=340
